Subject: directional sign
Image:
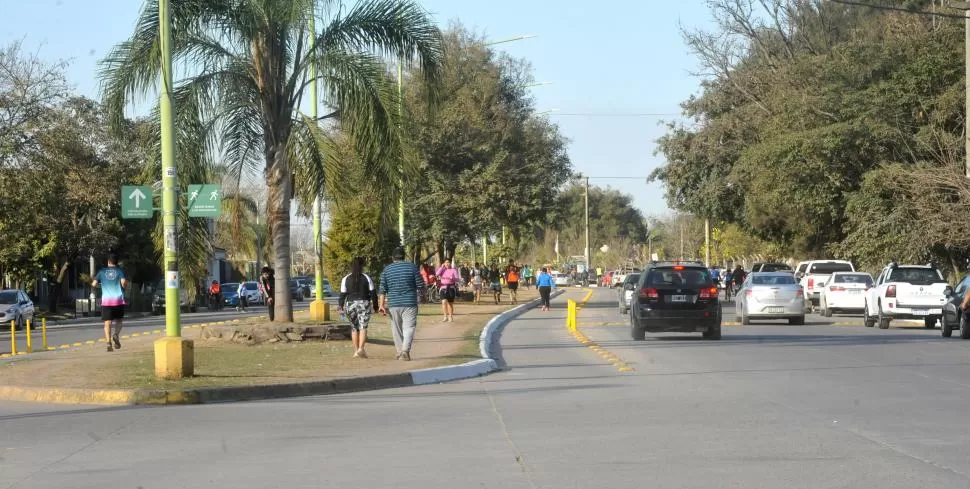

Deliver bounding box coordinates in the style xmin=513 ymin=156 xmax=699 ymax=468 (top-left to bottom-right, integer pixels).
xmin=187 ymin=184 xmax=222 ymax=218
xmin=121 ymin=185 xmax=154 ymax=219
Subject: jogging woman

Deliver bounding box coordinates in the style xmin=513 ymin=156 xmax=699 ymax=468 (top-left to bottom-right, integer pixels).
xmin=437 ymin=258 xmax=460 ymax=322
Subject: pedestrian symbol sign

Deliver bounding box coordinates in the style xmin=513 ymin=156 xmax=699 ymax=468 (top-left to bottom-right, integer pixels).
xmin=121 ymin=185 xmax=153 ymax=219
xmin=187 ymin=184 xmax=222 ymax=218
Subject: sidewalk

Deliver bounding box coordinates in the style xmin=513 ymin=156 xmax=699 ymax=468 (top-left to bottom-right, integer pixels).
xmin=0 ymin=290 xmax=540 ymax=404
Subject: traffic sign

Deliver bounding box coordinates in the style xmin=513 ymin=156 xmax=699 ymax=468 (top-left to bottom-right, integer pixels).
xmin=187 ymin=184 xmax=222 ymax=218
xmin=121 ymin=185 xmax=153 ymax=219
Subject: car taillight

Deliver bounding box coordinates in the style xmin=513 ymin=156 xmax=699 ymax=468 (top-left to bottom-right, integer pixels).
xmin=830 ymin=286 xmax=844 ymax=292
xmin=796 ymin=288 xmax=804 ymax=297
xmin=745 ymin=289 xmax=753 ymax=296
xmin=886 ymin=285 xmax=896 ymax=298
xmin=639 ymin=287 xmax=659 ymax=300
xmin=808 ymin=278 xmax=814 ymax=289
xmin=699 ymin=287 xmax=718 ymax=299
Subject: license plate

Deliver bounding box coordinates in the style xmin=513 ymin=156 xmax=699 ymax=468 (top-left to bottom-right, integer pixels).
xmin=850 ymin=290 xmax=862 ymax=295
xmin=912 ymin=309 xmax=929 ymax=316
xmin=670 ymin=295 xmax=687 ymax=303
xmin=767 ymin=307 xmax=785 ymax=314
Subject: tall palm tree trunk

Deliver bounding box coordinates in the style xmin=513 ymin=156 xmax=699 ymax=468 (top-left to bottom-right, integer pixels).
xmin=267 ymin=143 xmax=293 ymax=322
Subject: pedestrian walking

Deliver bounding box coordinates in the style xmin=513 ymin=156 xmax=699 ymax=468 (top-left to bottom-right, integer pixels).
xmin=460 ymin=263 xmax=471 ymax=289
xmin=208 ymin=280 xmax=222 ymax=311
xmin=521 ymin=264 xmax=533 ymax=289
xmin=236 ymin=281 xmax=249 ymax=312
xmin=437 ymin=258 xmax=460 ymax=322
xmin=379 ymin=247 xmax=425 ymax=361
xmin=505 ymin=260 xmax=520 ymax=304
xmin=471 ymin=261 xmax=484 ymax=303
xmin=536 ymin=266 xmax=556 ymax=311
xmin=340 ymin=257 xmax=378 ymax=358
xmin=489 ymin=264 xmax=503 ymax=304
xmin=91 ymin=254 xmax=127 ymax=352
xmin=259 ymin=267 xmax=275 ymax=321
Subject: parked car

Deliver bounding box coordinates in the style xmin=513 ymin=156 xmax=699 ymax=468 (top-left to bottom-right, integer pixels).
xmin=630 ymin=262 xmax=721 ymax=340
xmin=239 ymin=281 xmax=263 ymax=305
xmin=551 ymin=271 xmax=571 ymax=287
xmin=751 ymin=262 xmax=793 ymax=273
xmin=798 ymin=260 xmax=855 ymax=310
xmin=617 ymin=273 xmax=641 ymax=315
xmin=307 ymin=278 xmax=335 ymax=299
xmin=0 ymin=289 xmax=34 ymax=330
xmin=292 ymin=276 xmax=313 ymax=297
xmin=289 ymin=280 xmax=305 ymax=301
xmin=940 ymin=275 xmax=970 ymax=339
xmin=819 ymin=272 xmax=873 ymax=317
xmin=151 ymin=284 xmax=196 ymax=315
xmin=221 ymin=283 xmax=240 ymax=308
xmin=736 ymin=272 xmax=805 ymax=325
xmin=864 ymin=262 xmax=947 ymax=329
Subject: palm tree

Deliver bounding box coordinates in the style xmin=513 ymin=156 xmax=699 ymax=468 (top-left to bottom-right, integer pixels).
xmin=100 ymin=0 xmax=443 ymax=321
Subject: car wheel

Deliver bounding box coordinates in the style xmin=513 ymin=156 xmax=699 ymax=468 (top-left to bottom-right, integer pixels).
xmin=961 ymin=313 xmax=970 ymax=340
xmin=863 ymin=302 xmax=875 ymax=327
xmin=740 ymin=307 xmax=751 ymax=325
xmin=924 ymin=317 xmax=937 ymax=329
xmin=703 ymin=323 xmax=722 ymax=340
xmin=789 ymin=316 xmax=805 ymax=325
xmin=630 ymin=316 xmax=645 ymax=341
xmin=942 ymin=314 xmax=953 ymax=337
xmin=822 ymin=299 xmax=832 ymax=317
xmin=878 ymin=305 xmax=890 ymax=329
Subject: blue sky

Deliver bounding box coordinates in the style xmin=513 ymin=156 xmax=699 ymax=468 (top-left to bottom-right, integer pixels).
xmin=2 ymin=0 xmax=712 ymax=217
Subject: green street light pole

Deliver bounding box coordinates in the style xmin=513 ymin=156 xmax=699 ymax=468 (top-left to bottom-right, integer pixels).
xmin=159 ymin=0 xmax=180 ymax=338
xmin=310 ymin=11 xmax=323 ymax=303
xmin=155 ymin=0 xmax=192 ymax=379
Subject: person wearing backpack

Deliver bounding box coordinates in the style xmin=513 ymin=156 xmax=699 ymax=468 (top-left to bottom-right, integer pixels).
xmin=505 ymin=259 xmax=521 ymax=304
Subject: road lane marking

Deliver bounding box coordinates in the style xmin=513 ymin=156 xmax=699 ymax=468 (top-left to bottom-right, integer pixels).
xmin=566 ymin=291 xmax=635 ymax=373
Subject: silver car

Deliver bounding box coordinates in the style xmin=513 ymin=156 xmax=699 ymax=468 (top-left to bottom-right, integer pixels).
xmin=0 ymin=289 xmax=35 ymax=330
xmin=617 ymin=273 xmax=641 ymax=314
xmin=736 ymin=272 xmax=805 ymax=325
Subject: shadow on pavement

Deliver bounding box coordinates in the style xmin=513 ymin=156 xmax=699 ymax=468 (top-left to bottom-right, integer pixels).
xmin=286 ymin=382 xmax=620 ymax=403
xmin=0 ymin=404 xmax=155 ymax=422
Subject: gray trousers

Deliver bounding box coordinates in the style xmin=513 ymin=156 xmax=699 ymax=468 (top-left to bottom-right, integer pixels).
xmin=389 ymin=306 xmax=418 ymax=353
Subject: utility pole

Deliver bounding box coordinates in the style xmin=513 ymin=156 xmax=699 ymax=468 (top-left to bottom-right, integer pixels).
xmin=397 ymin=59 xmax=405 ymax=249
xmin=954 ymin=3 xmax=970 ymax=179
xmin=154 ymin=0 xmax=192 ymax=379
xmin=584 ymin=176 xmax=590 ymax=274
xmin=704 ymin=218 xmax=710 ymax=268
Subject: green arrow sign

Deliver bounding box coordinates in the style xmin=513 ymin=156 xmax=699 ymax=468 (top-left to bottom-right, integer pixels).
xmin=121 ymin=185 xmax=154 ymax=219
xmin=187 ymin=184 xmax=222 ymax=218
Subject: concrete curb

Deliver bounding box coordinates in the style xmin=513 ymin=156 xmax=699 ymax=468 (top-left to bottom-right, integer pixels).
xmin=0 ymin=291 xmax=567 ymax=405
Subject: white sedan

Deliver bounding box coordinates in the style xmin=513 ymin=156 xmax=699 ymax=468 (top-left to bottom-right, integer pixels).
xmin=820 ymin=272 xmax=873 ymax=317
xmin=551 ymin=272 xmax=571 ymax=287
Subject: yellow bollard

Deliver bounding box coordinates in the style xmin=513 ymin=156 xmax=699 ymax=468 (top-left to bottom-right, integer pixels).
xmin=25 ymin=319 xmax=32 ymax=353
xmin=9 ymin=320 xmax=16 ymax=355
xmin=42 ymin=318 xmax=47 ymax=351
xmin=566 ymin=299 xmax=577 ymax=332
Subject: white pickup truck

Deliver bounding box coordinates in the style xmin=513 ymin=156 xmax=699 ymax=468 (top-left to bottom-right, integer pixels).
xmin=798 ymin=260 xmax=855 ymax=310
xmin=864 ymin=263 xmax=948 ymax=329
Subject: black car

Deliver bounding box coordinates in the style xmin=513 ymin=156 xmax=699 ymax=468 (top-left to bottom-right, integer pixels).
xmin=751 ymin=262 xmax=793 ymax=273
xmin=630 ymin=262 xmax=722 ymax=340
xmin=289 ymin=279 xmax=305 ymax=301
xmin=941 ymin=275 xmax=970 ymax=339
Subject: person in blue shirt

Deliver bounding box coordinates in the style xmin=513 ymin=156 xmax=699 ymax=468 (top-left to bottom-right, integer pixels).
xmin=535 ymin=266 xmax=557 ymax=312
xmin=91 ymin=255 xmax=128 ymax=352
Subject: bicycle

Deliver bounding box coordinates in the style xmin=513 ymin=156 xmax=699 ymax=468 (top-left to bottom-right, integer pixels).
xmin=422 ymin=281 xmax=441 ymax=303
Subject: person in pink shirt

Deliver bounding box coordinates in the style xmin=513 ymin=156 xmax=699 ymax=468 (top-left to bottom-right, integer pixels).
xmin=436 ymin=258 xmax=461 ymax=322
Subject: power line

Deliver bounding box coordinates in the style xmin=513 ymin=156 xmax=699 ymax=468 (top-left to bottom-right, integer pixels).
xmin=830 ymin=0 xmax=966 ymax=19
xmin=548 ymin=112 xmax=681 ymax=117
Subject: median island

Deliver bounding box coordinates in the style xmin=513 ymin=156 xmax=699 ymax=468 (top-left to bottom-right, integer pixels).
xmin=0 ymin=290 xmax=538 ymax=401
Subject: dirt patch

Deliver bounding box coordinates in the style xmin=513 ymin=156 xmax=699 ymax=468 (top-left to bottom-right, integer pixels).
xmin=0 ymin=290 xmax=538 ymax=390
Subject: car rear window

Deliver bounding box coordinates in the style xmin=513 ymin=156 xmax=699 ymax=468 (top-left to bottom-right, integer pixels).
xmin=752 ymin=275 xmax=797 ymax=285
xmin=644 ymin=267 xmax=712 ymax=286
xmin=761 ymin=263 xmax=792 ymax=272
xmin=625 ymin=274 xmax=640 ymax=284
xmin=834 ymin=274 xmax=873 ymax=285
xmin=809 ymin=262 xmax=853 ymax=274
xmin=245 ymin=283 xmax=258 ymax=290
xmin=889 ymin=268 xmax=942 ymax=285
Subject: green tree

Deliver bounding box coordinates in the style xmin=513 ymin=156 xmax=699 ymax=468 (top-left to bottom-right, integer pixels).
xmin=100 ymin=0 xmax=444 ymax=321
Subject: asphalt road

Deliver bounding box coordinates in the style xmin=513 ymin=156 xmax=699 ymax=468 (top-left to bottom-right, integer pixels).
xmin=1 ymin=288 xmax=969 ymax=488
xmin=0 ymin=297 xmax=337 ymax=356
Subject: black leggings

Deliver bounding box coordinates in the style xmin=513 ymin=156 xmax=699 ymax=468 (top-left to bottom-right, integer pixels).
xmin=539 ymin=286 xmax=552 ymax=307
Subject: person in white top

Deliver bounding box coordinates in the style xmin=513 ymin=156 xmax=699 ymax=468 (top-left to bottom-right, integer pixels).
xmin=339 ymin=257 xmax=378 ymax=358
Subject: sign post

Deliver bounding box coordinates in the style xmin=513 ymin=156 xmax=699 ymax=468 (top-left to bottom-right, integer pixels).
xmin=121 ymin=185 xmax=153 ymax=219
xmin=187 ymin=184 xmax=222 ymax=218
